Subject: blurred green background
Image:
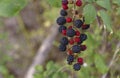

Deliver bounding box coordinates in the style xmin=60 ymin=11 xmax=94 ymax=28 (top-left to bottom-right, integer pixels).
xmin=0 ymin=0 xmax=120 ymax=78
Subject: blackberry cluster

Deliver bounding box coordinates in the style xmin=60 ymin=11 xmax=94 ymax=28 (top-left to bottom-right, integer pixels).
xmin=57 ymin=0 xmax=90 ymax=71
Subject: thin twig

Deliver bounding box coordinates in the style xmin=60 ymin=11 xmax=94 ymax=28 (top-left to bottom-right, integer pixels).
xmin=101 ymin=42 xmax=120 ymax=78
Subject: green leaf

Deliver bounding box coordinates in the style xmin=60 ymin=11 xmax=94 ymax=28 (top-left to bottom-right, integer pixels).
xmin=46 ymin=0 xmax=61 ymax=8
xmin=99 ymin=10 xmax=112 ymax=32
xmin=83 ymin=4 xmax=97 ymax=24
xmin=94 ymin=53 xmax=108 ymax=74
xmin=96 ymin=0 xmax=111 ymax=10
xmin=113 ymin=0 xmax=120 ymax=6
xmin=0 ymin=0 xmax=27 ymax=17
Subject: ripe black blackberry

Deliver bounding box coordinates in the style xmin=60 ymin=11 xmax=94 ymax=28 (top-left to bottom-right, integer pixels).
xmin=60 ymin=9 xmax=68 ymax=16
xmin=66 ymin=29 xmax=76 ymax=37
xmin=67 ymin=55 xmax=74 ymax=64
xmin=72 ymin=45 xmax=81 ymax=53
xmin=59 ymin=44 xmax=67 ymax=51
xmin=58 ymin=25 xmax=67 ymax=33
xmin=60 ymin=37 xmax=69 ymax=45
xmin=80 ymin=34 xmax=87 ymax=41
xmin=73 ymin=63 xmax=81 ymax=71
xmin=56 ymin=17 xmax=66 ymax=25
xmin=74 ymin=19 xmax=83 ymax=28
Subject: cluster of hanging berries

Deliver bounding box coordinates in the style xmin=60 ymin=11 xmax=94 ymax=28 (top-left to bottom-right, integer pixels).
xmin=56 ymin=0 xmax=90 ymax=71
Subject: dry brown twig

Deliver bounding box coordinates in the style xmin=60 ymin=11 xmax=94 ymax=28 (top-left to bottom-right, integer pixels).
xmin=24 ymin=24 xmax=58 ymax=78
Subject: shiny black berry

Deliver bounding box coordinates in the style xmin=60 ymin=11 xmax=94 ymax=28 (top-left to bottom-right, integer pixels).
xmin=56 ymin=17 xmax=66 ymax=25
xmin=73 ymin=63 xmax=81 ymax=71
xmin=80 ymin=34 xmax=87 ymax=41
xmin=59 ymin=44 xmax=66 ymax=51
xmin=60 ymin=9 xmax=68 ymax=16
xmin=58 ymin=25 xmax=67 ymax=33
xmin=66 ymin=29 xmax=76 ymax=37
xmin=72 ymin=45 xmax=81 ymax=53
xmin=60 ymin=37 xmax=69 ymax=45
xmin=74 ymin=19 xmax=83 ymax=28
xmin=67 ymin=55 xmax=74 ymax=63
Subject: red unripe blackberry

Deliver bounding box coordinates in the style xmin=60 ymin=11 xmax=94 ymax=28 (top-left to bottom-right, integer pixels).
xmin=80 ymin=45 xmax=87 ymax=51
xmin=66 ymin=17 xmax=72 ymax=23
xmin=77 ymin=57 xmax=83 ymax=65
xmin=62 ymin=30 xmax=67 ymax=36
xmin=82 ymin=24 xmax=90 ymax=30
xmin=75 ymin=31 xmax=80 ymax=36
xmin=74 ymin=37 xmax=80 ymax=42
xmin=68 ymin=49 xmax=73 ymax=55
xmin=68 ymin=26 xmax=73 ymax=29
xmin=62 ymin=5 xmax=68 ymax=10
xmin=69 ymin=39 xmax=74 ymax=45
xmin=76 ymin=0 xmax=82 ymax=7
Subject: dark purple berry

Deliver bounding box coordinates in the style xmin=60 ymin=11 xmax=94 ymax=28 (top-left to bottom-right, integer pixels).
xmin=60 ymin=9 xmax=68 ymax=16
xmin=58 ymin=25 xmax=67 ymax=33
xmin=62 ymin=0 xmax=68 ymax=5
xmin=60 ymin=37 xmax=69 ymax=45
xmin=72 ymin=45 xmax=81 ymax=53
xmin=74 ymin=19 xmax=83 ymax=28
xmin=56 ymin=17 xmax=66 ymax=25
xmin=80 ymin=34 xmax=87 ymax=41
xmin=66 ymin=29 xmax=76 ymax=37
xmin=73 ymin=63 xmax=81 ymax=71
xmin=59 ymin=44 xmax=67 ymax=51
xmin=67 ymin=55 xmax=74 ymax=62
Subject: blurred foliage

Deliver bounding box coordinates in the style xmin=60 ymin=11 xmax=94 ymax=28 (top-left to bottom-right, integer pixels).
xmin=34 ymin=61 xmax=69 ymax=78
xmin=0 ymin=0 xmax=27 ymax=17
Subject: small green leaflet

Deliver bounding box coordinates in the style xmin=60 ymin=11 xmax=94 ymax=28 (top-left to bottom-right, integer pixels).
xmin=99 ymin=10 xmax=113 ymax=32
xmin=94 ymin=53 xmax=108 ymax=74
xmin=83 ymin=4 xmax=97 ymax=24
xmin=96 ymin=0 xmax=111 ymax=10
xmin=0 ymin=0 xmax=27 ymax=17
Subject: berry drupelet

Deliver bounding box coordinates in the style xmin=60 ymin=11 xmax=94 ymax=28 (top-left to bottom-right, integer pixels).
xmin=56 ymin=17 xmax=66 ymax=25
xmin=72 ymin=45 xmax=81 ymax=53
xmin=73 ymin=63 xmax=81 ymax=71
xmin=67 ymin=55 xmax=74 ymax=64
xmin=59 ymin=44 xmax=67 ymax=51
xmin=66 ymin=29 xmax=76 ymax=37
xmin=60 ymin=37 xmax=69 ymax=45
xmin=80 ymin=34 xmax=87 ymax=41
xmin=74 ymin=19 xmax=83 ymax=28
xmin=60 ymin=9 xmax=68 ymax=16
xmin=58 ymin=25 xmax=67 ymax=33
